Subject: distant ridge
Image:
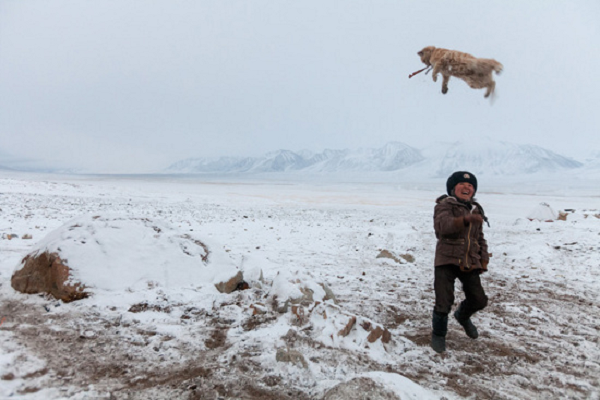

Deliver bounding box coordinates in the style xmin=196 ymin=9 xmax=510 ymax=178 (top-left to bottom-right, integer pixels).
xmin=0 ymin=149 xmax=79 ymax=174
xmin=414 ymin=139 xmax=584 ymax=177
xmin=165 ymin=142 xmax=424 ymax=174
xmin=166 ymin=140 xmax=584 ymax=176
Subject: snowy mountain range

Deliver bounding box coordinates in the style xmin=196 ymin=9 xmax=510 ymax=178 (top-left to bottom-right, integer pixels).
xmin=415 ymin=139 xmax=584 ymax=177
xmin=0 ymin=140 xmax=594 ymax=176
xmin=165 ymin=140 xmax=587 ymax=177
xmin=165 ymin=142 xmax=425 ymax=174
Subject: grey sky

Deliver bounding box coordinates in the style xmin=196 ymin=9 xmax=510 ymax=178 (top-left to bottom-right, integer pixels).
xmin=1 ymin=1 xmax=599 ymax=173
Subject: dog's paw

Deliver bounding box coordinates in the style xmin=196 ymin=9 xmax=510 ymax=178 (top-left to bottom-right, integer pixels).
xmin=442 ymin=86 xmax=448 ymax=94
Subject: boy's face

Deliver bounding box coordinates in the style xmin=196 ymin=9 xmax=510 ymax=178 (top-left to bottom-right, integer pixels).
xmin=454 ymin=182 xmax=475 ymax=201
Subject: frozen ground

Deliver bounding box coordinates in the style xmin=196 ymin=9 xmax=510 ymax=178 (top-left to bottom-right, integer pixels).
xmin=0 ymin=172 xmax=599 ymax=399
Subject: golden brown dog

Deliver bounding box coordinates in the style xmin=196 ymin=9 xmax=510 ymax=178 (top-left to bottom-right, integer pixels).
xmin=417 ymin=46 xmax=503 ymax=98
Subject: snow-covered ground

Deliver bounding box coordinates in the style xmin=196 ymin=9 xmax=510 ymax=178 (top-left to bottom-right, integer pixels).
xmin=1 ymin=172 xmax=598 ymax=399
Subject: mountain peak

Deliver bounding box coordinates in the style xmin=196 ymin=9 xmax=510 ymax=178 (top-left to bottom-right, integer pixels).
xmin=165 ymin=140 xmax=585 ymax=176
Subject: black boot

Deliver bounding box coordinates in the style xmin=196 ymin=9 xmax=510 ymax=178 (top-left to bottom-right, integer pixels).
xmin=454 ymin=303 xmax=479 ymax=339
xmin=431 ymin=311 xmax=448 ymax=353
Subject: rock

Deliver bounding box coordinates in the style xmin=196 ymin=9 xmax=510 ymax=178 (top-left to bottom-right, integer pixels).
xmin=11 ymin=252 xmax=88 ymax=302
xmin=214 ymin=270 xmax=244 ymax=294
xmin=293 ymin=287 xmax=314 ymax=304
xmin=376 ymin=250 xmax=396 ymax=261
xmin=275 ymin=285 xmax=328 ymax=312
xmin=275 ymin=348 xmax=308 ymax=368
xmin=557 ymin=211 xmax=568 ymax=221
xmin=320 ymin=282 xmax=337 ymax=303
xmin=128 ymin=302 xmax=171 ymax=313
xmin=271 ymin=272 xmax=337 ymax=312
xmin=291 ymin=305 xmax=307 ymax=325
xmin=381 ymin=328 xmax=392 ymax=344
xmin=234 ymin=281 xmax=250 ymax=291
xmin=338 ymin=316 xmax=357 ymax=337
xmin=22 ymin=234 xmax=33 ymax=240
xmin=527 ymin=202 xmax=557 ymax=221
xmin=376 ymin=249 xmax=414 ymax=264
xmin=277 ymin=299 xmax=291 ymax=314
xmin=367 ymin=326 xmax=392 ymax=343
xmin=399 ymin=253 xmax=415 ymax=263
xmin=322 ymin=377 xmax=400 ymax=400
xmin=11 ymin=215 xmax=238 ymax=300
xmin=1 ymin=373 xmax=15 ymax=381
xmin=367 ymin=326 xmax=383 ymax=342
xmin=250 ymin=303 xmax=267 ymax=315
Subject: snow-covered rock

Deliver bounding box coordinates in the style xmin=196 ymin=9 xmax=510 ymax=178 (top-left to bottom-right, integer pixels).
xmin=322 ymin=376 xmax=399 ymax=400
xmin=11 ymin=214 xmax=241 ymax=301
xmin=527 ymin=202 xmax=557 ymax=221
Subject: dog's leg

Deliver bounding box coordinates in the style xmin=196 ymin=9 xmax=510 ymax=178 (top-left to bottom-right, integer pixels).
xmin=442 ymin=74 xmax=450 ymax=94
xmin=484 ymin=81 xmax=495 ymax=98
xmin=432 ymin=63 xmax=442 ymax=82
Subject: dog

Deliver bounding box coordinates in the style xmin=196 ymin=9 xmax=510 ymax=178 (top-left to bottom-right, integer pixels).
xmin=417 ymin=46 xmax=503 ymax=98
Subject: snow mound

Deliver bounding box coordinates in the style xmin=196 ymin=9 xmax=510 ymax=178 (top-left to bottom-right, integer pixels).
xmin=14 ymin=214 xmax=239 ymax=294
xmin=527 ymin=202 xmax=557 ymax=221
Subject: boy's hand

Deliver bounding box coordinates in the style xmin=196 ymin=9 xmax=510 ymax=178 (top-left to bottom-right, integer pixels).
xmin=464 ymin=214 xmax=483 ymax=226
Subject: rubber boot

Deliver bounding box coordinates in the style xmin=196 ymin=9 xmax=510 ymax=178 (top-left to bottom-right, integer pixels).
xmin=431 ymin=311 xmax=448 ymax=353
xmin=454 ymin=303 xmax=479 ymax=339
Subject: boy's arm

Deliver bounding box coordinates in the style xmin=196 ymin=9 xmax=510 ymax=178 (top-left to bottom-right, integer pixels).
xmin=434 ymin=203 xmax=466 ymax=236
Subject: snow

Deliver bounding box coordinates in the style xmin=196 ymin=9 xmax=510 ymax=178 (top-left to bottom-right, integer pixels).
xmin=16 ymin=214 xmax=238 ymax=294
xmin=1 ymin=171 xmax=599 ymax=399
xmin=526 ymin=202 xmax=557 ymax=221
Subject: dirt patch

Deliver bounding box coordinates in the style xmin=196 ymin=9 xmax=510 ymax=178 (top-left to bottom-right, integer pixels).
xmin=394 ymin=275 xmax=599 ymax=400
xmin=0 ymin=298 xmax=315 ymax=400
xmin=242 ymin=314 xmax=278 ymax=331
xmin=204 ymin=327 xmax=228 ymax=349
xmin=128 ymin=302 xmax=172 ymax=313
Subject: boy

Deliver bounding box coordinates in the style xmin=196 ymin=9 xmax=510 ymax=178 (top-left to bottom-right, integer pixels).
xmin=431 ymin=171 xmax=489 ymax=353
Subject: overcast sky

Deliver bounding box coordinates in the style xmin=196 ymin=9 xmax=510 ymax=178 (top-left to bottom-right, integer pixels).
xmin=1 ymin=1 xmax=599 ymax=173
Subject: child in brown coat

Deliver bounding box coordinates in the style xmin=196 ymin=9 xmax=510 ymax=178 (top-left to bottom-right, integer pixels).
xmin=431 ymin=171 xmax=490 ymax=353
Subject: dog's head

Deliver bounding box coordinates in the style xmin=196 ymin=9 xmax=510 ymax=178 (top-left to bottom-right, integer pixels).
xmin=417 ymin=46 xmax=436 ymax=66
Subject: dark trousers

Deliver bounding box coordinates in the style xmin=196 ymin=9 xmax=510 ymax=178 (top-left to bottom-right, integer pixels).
xmin=434 ymin=264 xmax=488 ymax=315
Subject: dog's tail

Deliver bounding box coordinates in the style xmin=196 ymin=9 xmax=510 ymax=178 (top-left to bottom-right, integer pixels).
xmin=482 ymin=59 xmax=503 ymax=75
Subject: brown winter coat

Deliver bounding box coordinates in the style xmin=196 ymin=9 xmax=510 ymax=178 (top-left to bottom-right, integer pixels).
xmin=434 ymin=195 xmax=489 ymax=272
